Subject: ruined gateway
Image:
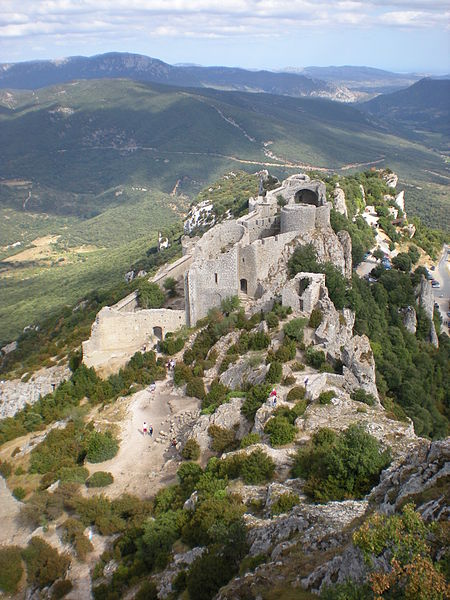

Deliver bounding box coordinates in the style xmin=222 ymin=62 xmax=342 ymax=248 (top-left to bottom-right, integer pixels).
xmin=82 ymin=174 xmax=352 ymax=374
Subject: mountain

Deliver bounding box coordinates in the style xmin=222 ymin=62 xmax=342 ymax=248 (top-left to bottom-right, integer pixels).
xmin=300 ymin=65 xmax=421 ymax=95
xmin=0 ymin=52 xmax=354 ymax=101
xmin=360 ymin=78 xmax=450 ymax=138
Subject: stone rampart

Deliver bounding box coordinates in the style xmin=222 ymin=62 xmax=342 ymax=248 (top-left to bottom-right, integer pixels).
xmin=280 ymin=205 xmax=316 ymax=234
xmin=281 ymin=272 xmax=325 ymax=315
xmin=152 ymin=254 xmax=193 ymax=285
xmin=82 ymin=307 xmax=185 ymax=376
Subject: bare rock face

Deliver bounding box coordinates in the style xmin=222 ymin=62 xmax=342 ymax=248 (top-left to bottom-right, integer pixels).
xmin=337 ymin=230 xmax=353 ymax=278
xmin=189 ymin=398 xmax=249 ymax=451
xmin=383 ymin=172 xmax=398 ymax=189
xmin=155 ymin=547 xmax=205 ymax=598
xmin=0 ymin=365 xmax=71 ymax=419
xmin=402 ymin=306 xmax=417 ymax=334
xmin=415 ymin=275 xmax=439 ymax=348
xmin=395 ymin=190 xmax=405 ymax=211
xmin=224 ymin=444 xmax=296 ymax=472
xmin=314 ymin=288 xmax=355 ymax=361
xmin=341 ymin=335 xmax=379 ymax=402
xmin=333 ymin=185 xmax=348 ymax=217
xmin=299 ymin=229 xmax=349 ymax=279
xmin=219 ymin=356 xmax=268 ymax=390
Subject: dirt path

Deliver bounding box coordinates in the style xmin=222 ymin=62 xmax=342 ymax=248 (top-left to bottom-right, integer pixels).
xmin=88 ymin=379 xmax=200 ymax=499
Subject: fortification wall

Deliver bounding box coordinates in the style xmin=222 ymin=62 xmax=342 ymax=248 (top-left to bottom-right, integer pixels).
xmin=240 ymin=211 xmax=280 ymax=243
xmin=281 ymin=272 xmax=325 ymax=315
xmin=185 ymin=246 xmax=239 ymax=325
xmin=114 ymin=291 xmax=139 ymax=312
xmin=82 ymin=307 xmax=185 ymax=375
xmin=152 ymin=254 xmax=193 ymax=285
xmin=280 ymin=204 xmax=316 ymax=234
xmin=193 ymin=221 xmax=244 ymax=259
xmin=315 ymin=204 xmax=331 ymax=228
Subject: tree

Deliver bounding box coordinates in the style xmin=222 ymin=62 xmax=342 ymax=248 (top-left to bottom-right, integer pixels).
xmin=392 ymin=253 xmax=412 ymax=272
xmin=163 ymin=277 xmax=177 ymax=297
xmin=135 ymin=280 xmax=165 ymax=309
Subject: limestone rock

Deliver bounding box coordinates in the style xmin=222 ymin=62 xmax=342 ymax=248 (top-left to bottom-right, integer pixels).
xmin=359 ymin=184 xmax=366 ymax=206
xmin=0 ymin=365 xmax=71 ymax=419
xmin=220 ymin=356 xmax=268 ymax=390
xmin=224 ymin=444 xmax=296 ymax=472
xmin=299 ymin=228 xmax=349 ymax=279
xmin=415 ymin=275 xmax=439 ymax=348
xmin=395 ymin=190 xmax=405 ymax=211
xmin=337 ymin=230 xmax=353 ymax=278
xmin=253 ymin=399 xmax=292 ymax=436
xmin=189 ymin=398 xmax=249 ymax=451
xmin=402 ymin=306 xmax=417 ymax=334
xmin=341 ymin=335 xmax=379 ymax=401
xmin=383 ymin=172 xmax=398 ymax=189
xmin=314 ymin=288 xmax=355 ymax=361
xmin=333 ymin=185 xmax=348 ymax=217
xmin=1 ymin=341 xmax=17 ymax=355
xmin=155 ymin=547 xmax=205 ymax=598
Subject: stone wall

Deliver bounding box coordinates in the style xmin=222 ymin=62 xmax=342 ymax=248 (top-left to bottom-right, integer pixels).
xmin=280 ymin=204 xmax=316 ymax=234
xmin=82 ymin=307 xmax=185 ymax=376
xmin=281 ymin=272 xmax=325 ymax=315
xmin=152 ymin=254 xmax=193 ymax=285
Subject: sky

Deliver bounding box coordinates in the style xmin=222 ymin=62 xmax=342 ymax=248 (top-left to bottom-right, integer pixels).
xmin=0 ymin=0 xmax=449 ymax=73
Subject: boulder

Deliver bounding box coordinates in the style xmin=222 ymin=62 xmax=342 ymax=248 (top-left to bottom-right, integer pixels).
xmin=337 ymin=230 xmax=353 ymax=278
xmin=189 ymin=398 xmax=249 ymax=451
xmin=333 ymin=185 xmax=348 ymax=217
xmin=402 ymin=306 xmax=417 ymax=334
xmin=415 ymin=276 xmax=439 ymax=348
xmin=314 ymin=288 xmax=355 ymax=361
xmin=220 ymin=356 xmax=268 ymax=390
xmin=341 ymin=335 xmax=380 ymax=402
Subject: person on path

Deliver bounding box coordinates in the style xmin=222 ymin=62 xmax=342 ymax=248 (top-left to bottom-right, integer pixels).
xmin=143 ymin=421 xmax=148 ymax=435
xmin=149 ymin=425 xmax=153 ymax=437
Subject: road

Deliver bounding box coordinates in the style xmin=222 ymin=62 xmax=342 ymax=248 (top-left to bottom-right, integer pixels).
xmin=432 ymin=244 xmax=450 ymax=329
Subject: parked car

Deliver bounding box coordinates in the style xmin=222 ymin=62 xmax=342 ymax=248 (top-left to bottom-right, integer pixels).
xmin=431 ymin=265 xmax=435 ymax=271
xmin=431 ymin=281 xmax=440 ymax=288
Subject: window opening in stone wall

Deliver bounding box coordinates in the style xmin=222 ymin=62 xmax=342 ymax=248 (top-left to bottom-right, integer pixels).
xmin=215 ymin=273 xmax=218 ymax=284
xmin=153 ymin=326 xmax=163 ymax=341
xmin=240 ymin=279 xmax=248 ymax=294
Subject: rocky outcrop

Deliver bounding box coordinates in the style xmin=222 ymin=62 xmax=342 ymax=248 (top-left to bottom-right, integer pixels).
xmin=395 ymin=190 xmax=405 ymax=211
xmin=314 ymin=288 xmax=355 ymax=361
xmin=0 ymin=365 xmax=71 ymax=419
xmin=299 ymin=228 xmax=352 ymax=280
xmin=383 ymin=172 xmax=398 ymax=189
xmin=155 ymin=547 xmax=205 ymax=598
xmin=337 ymin=230 xmax=353 ymax=278
xmin=415 ymin=275 xmax=439 ymax=347
xmin=220 ymin=356 xmax=268 ymax=390
xmin=184 ymin=199 xmax=216 ymax=234
xmin=224 ymin=444 xmax=296 ymax=473
xmin=341 ymin=335 xmax=380 ymax=402
xmin=253 ymin=399 xmax=292 ymax=436
xmin=189 ymin=398 xmax=249 ymax=451
xmin=333 ymin=185 xmax=348 ymax=217
xmin=402 ymin=306 xmax=417 ymax=334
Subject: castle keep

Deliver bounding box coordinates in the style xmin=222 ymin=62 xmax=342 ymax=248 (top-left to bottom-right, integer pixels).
xmin=83 ymin=174 xmax=352 ymax=374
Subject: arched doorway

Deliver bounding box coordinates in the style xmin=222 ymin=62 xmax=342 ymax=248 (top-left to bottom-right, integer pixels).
xmin=153 ymin=326 xmax=163 ymax=341
xmin=294 ymin=189 xmax=319 ymax=206
xmin=240 ymin=278 xmax=248 ymax=294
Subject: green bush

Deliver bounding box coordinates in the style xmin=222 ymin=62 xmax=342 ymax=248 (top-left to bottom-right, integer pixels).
xmin=266 ymin=361 xmax=283 ymax=384
xmin=22 ymin=537 xmax=70 ymax=589
xmin=271 ymin=492 xmax=299 ymax=515
xmin=135 ymin=280 xmax=165 ymax=309
xmin=351 ymin=389 xmax=376 ymax=407
xmin=291 ymin=361 xmax=305 ymax=371
xmin=287 ymin=386 xmax=306 ymax=402
xmin=59 ymin=466 xmax=89 ymax=484
xmin=86 ymin=472 xmax=114 ymax=488
xmin=134 ymin=580 xmax=158 ymax=600
xmin=265 ymin=312 xmax=279 ymax=329
xmin=0 ymin=546 xmax=23 ymax=593
xmin=283 ymin=318 xmax=308 ymax=343
xmin=173 ymin=362 xmax=193 ymax=385
xmin=305 ymin=347 xmax=326 ymax=369
xmin=208 ymin=425 xmax=238 ymax=454
xmin=264 ymin=416 xmax=296 ymax=447
xmin=240 ymin=433 xmax=261 ymax=448
xmin=292 ymin=425 xmax=391 ymax=501
xmin=12 ymin=487 xmax=26 ymax=501
xmin=15 ymin=466 xmax=26 ymax=476
xmin=51 ymin=579 xmax=73 ymax=599
xmin=159 ymin=336 xmax=185 ymax=355
xmin=241 ymin=449 xmax=275 ymax=484
xmin=275 ymin=340 xmax=297 ymax=362
xmin=309 ymin=308 xmax=323 ymax=329
xmin=0 ymin=460 xmax=12 ymax=478
xmin=282 ymin=375 xmax=296 ymax=386
xmin=186 ymin=549 xmax=237 ymax=600
xmin=61 ymin=518 xmax=93 ymax=560
xmin=181 ymin=439 xmax=201 ymax=461
xmin=241 ymin=384 xmax=272 ymax=422
xmin=86 ymin=431 xmax=119 ymax=464
xmin=186 ymin=377 xmax=206 ymax=400
xmin=248 ymin=331 xmax=271 ymax=351
xmin=318 ymin=391 xmax=335 ymax=405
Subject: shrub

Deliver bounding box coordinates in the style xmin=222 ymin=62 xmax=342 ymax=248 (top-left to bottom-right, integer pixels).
xmin=208 ymin=425 xmax=238 ymax=454
xmin=287 ymin=386 xmax=306 ymax=402
xmin=309 ymin=308 xmax=323 ymax=329
xmin=264 ymin=416 xmax=296 ymax=447
xmin=266 ymin=361 xmax=282 ymax=384
xmin=283 ymin=318 xmax=308 ymax=343
xmin=292 ymin=425 xmax=391 ymax=501
xmin=291 ymin=361 xmax=305 ymax=371
xmin=241 ymin=384 xmax=272 ymax=421
xmin=248 ymin=331 xmax=271 ymax=351
xmin=134 ymin=580 xmax=158 ymax=600
xmin=12 ymin=487 xmax=26 ymax=500
xmin=86 ymin=472 xmax=114 ymax=488
xmin=86 ymin=431 xmax=119 ymax=463
xmin=159 ymin=336 xmax=185 ymax=355
xmin=305 ymin=347 xmax=326 ymax=369
xmin=186 ymin=549 xmax=237 ymax=600
xmin=265 ymin=312 xmax=279 ymax=329
xmin=51 ymin=579 xmax=73 ymax=599
xmin=22 ymin=537 xmax=70 ymax=588
xmin=240 ymin=433 xmax=261 ymax=448
xmin=61 ymin=518 xmax=93 ymax=560
xmin=282 ymin=375 xmax=296 ymax=386
xmin=202 ymin=380 xmax=229 ymax=412
xmin=59 ymin=466 xmax=89 ymax=484
xmin=186 ymin=377 xmax=206 ymax=400
xmin=135 ymin=280 xmax=165 ymax=309
xmin=0 ymin=460 xmax=12 ymax=478
xmin=271 ymin=492 xmax=299 ymax=515
xmin=292 ymin=400 xmax=307 ymax=418
xmin=318 ymin=391 xmax=335 ymax=405
xmin=275 ymin=339 xmax=297 ymax=362
xmin=15 ymin=466 xmax=26 ymax=476
xmin=0 ymin=546 xmax=23 ymax=593
xmin=173 ymin=362 xmax=193 ymax=385
xmin=241 ymin=449 xmax=275 ymax=484
xmin=351 ymin=388 xmax=376 ymax=407
xmin=181 ymin=439 xmax=201 ymax=461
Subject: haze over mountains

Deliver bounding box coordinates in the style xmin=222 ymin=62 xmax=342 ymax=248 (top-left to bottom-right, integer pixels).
xmin=0 ymin=52 xmax=435 ymax=102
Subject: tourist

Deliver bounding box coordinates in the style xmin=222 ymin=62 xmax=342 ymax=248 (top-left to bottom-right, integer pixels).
xmin=149 ymin=425 xmax=153 ymax=437
xmin=143 ymin=421 xmax=148 ymax=435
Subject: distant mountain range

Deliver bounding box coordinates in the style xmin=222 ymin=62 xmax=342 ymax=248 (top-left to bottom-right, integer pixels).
xmin=1 ymin=52 xmax=439 ymax=102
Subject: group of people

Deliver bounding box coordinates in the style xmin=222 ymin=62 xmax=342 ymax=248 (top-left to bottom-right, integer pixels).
xmin=142 ymin=422 xmax=153 ymax=437
xmin=166 ymin=359 xmax=176 ymax=371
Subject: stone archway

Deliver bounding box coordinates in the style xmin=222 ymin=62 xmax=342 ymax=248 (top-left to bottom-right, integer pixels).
xmin=294 ymin=189 xmax=320 ymax=206
xmin=240 ymin=278 xmax=248 ymax=294
xmin=153 ymin=326 xmax=163 ymax=341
